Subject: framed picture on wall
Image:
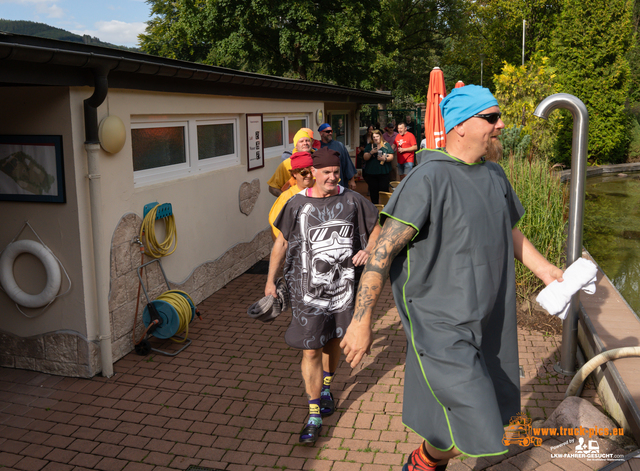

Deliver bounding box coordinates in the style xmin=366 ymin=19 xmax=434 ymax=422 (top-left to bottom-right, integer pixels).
xmin=0 ymin=135 xmax=66 ymax=203
xmin=246 ymin=114 xmax=264 ymax=171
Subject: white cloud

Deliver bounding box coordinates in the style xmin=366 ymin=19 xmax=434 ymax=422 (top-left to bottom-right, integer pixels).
xmin=40 ymin=3 xmax=63 ymax=18
xmin=72 ymin=20 xmax=146 ymax=47
xmin=0 ymin=0 xmax=64 ymax=19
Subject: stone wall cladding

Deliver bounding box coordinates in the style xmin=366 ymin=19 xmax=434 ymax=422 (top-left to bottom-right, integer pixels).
xmin=108 ymin=212 xmax=273 ymax=369
xmin=0 ymin=329 xmax=98 ymax=378
xmin=1 ymin=214 xmax=272 ymax=379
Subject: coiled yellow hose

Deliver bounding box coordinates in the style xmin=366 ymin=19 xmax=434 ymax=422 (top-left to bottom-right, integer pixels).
xmin=156 ymin=290 xmax=194 ymax=343
xmin=140 ymin=206 xmax=177 ymax=258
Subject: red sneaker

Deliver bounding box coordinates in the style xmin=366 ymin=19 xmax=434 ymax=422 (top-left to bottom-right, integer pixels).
xmin=403 ymin=447 xmax=437 ymax=471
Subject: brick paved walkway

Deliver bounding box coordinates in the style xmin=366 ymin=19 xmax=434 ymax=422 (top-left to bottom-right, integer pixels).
xmin=0 ymin=272 xmax=628 ymax=471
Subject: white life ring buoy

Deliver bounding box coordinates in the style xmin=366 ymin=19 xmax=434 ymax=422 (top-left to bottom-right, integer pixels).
xmin=0 ymin=240 xmax=62 ymax=308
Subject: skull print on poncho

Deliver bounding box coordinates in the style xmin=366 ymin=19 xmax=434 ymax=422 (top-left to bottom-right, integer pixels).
xmin=299 ymin=203 xmax=355 ymax=312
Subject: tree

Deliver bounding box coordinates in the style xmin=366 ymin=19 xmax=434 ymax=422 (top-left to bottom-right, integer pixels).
xmin=494 ymin=56 xmax=560 ymax=160
xmin=139 ymin=0 xmax=465 ymax=93
xmin=626 ymin=0 xmax=640 ymax=112
xmin=383 ymin=0 xmax=466 ymax=96
xmin=551 ymin=0 xmax=634 ymax=164
xmin=140 ymin=0 xmax=398 ymax=88
xmin=441 ymin=0 xmax=561 ymax=91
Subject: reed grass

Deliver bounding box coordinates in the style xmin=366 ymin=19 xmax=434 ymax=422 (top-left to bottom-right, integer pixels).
xmin=500 ymin=155 xmax=567 ymax=302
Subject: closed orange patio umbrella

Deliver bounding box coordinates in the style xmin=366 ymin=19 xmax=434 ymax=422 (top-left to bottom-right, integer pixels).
xmin=424 ymin=67 xmax=447 ymax=149
xmin=454 ymin=80 xmax=465 ymax=88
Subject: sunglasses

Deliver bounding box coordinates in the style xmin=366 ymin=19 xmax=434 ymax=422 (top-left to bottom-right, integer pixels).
xmin=323 ymin=130 xmax=333 ymax=134
xmin=472 ymin=112 xmax=502 ymax=124
xmin=296 ymin=168 xmax=312 ymax=177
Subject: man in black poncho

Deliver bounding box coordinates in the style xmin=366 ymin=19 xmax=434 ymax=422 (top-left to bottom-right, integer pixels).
xmin=265 ymin=147 xmax=380 ymax=445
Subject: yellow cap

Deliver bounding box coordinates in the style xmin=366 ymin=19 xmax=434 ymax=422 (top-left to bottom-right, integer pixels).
xmin=293 ymin=129 xmax=312 ymax=150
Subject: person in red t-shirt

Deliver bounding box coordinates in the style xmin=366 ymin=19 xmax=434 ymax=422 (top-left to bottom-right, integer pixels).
xmin=394 ymin=123 xmax=418 ymax=176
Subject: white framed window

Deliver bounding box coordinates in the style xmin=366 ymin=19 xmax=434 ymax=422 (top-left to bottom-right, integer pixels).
xmin=263 ymin=115 xmax=309 ymax=158
xmin=328 ymin=111 xmax=350 ymax=148
xmin=194 ymin=118 xmax=238 ymax=171
xmin=286 ymin=117 xmax=308 ymax=147
xmin=131 ymin=120 xmax=190 ymax=186
xmin=131 ymin=116 xmax=240 ymax=187
xmin=263 ymin=118 xmax=285 ymax=158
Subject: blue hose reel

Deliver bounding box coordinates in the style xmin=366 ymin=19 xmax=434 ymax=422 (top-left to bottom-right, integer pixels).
xmin=142 ymin=293 xmax=196 ymax=339
xmin=135 ymin=259 xmax=199 ymax=356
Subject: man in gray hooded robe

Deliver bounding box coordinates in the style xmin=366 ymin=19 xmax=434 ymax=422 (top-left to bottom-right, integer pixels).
xmin=340 ymin=85 xmax=564 ymax=471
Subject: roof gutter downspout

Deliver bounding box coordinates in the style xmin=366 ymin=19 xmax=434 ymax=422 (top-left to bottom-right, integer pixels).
xmin=84 ymin=66 xmax=114 ymax=378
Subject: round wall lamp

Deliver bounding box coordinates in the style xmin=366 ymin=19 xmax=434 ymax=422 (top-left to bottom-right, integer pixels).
xmin=98 ymin=115 xmax=126 ymax=154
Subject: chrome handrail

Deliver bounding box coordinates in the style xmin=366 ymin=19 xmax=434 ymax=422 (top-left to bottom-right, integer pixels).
xmin=534 ymin=93 xmax=589 ymax=375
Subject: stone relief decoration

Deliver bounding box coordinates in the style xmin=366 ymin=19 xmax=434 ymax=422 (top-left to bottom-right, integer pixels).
xmin=239 ymin=178 xmax=260 ymax=216
xmin=108 ymin=212 xmax=272 ymax=367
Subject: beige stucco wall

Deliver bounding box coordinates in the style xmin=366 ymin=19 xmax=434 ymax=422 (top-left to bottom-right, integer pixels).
xmin=0 ymin=87 xmax=87 ymax=338
xmin=67 ymin=87 xmax=324 ymax=342
xmin=0 ymin=83 xmax=365 ymax=375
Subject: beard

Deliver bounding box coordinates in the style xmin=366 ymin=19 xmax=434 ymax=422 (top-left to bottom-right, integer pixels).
xmin=485 ymin=137 xmax=503 ymax=162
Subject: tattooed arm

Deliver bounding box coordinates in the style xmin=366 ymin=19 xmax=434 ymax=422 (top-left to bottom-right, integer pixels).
xmin=352 ymin=224 xmax=381 ymax=266
xmin=340 ymin=218 xmax=417 ymax=367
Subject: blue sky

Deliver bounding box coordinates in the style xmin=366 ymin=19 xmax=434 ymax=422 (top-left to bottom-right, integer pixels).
xmin=0 ymin=0 xmax=153 ymax=47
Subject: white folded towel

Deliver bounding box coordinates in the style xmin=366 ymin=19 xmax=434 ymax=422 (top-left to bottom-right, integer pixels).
xmin=535 ymin=258 xmax=598 ymax=320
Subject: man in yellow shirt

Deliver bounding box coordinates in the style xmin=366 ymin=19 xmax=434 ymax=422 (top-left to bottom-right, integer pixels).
xmin=269 ymin=151 xmax=314 ymax=239
xmin=268 ymin=129 xmax=313 ymax=197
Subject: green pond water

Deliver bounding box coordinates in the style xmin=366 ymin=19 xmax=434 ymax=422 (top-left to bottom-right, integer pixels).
xmin=583 ymin=171 xmax=640 ymax=317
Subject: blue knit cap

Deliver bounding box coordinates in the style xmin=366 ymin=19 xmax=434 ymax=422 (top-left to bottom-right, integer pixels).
xmin=440 ymin=85 xmax=499 ymax=134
